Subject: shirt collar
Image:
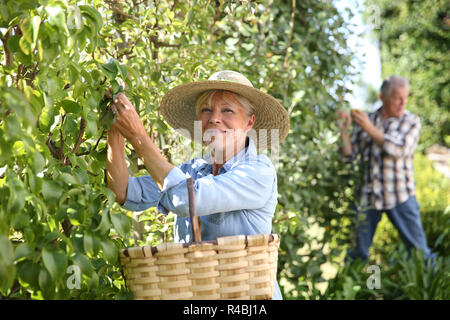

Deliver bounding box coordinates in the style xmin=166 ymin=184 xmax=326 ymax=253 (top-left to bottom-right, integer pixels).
xmin=376 ymin=105 xmax=409 ymax=123
xmin=201 ymin=137 xmax=257 ymax=173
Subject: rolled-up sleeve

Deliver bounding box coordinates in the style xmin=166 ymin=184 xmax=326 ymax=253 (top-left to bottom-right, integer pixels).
xmin=157 ymin=159 xmax=276 ymax=218
xmin=383 ymin=115 xmax=421 ymax=158
xmin=121 ymin=175 xmax=161 ymax=212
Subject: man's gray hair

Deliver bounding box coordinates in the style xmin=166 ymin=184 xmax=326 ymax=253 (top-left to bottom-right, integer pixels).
xmin=380 ymin=75 xmax=410 ymax=97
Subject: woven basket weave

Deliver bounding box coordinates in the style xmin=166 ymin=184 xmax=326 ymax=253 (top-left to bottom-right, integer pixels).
xmin=119 ymin=177 xmax=280 ymax=300
xmin=119 ymin=234 xmax=280 ymax=300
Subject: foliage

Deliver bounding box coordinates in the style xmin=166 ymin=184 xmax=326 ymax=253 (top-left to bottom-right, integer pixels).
xmin=0 ymin=0 xmax=356 ymax=299
xmin=266 ymin=0 xmax=356 ymax=300
xmin=323 ymin=247 xmax=450 ymax=300
xmin=365 ymin=0 xmax=450 ymax=149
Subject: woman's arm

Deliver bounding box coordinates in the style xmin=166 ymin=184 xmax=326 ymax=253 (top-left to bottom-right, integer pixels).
xmin=106 ymin=126 xmax=129 ymax=204
xmin=111 ymin=93 xmax=174 ymax=189
xmin=156 ymin=158 xmax=276 ymax=217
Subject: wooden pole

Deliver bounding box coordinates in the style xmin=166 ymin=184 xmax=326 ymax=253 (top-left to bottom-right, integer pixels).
xmin=187 ymin=177 xmax=202 ymax=242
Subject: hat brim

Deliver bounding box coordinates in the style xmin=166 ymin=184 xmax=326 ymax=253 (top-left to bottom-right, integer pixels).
xmin=160 ymin=80 xmax=289 ymax=150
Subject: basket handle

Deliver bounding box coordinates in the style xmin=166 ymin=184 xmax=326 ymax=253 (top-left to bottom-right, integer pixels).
xmin=187 ymin=177 xmax=202 ymax=242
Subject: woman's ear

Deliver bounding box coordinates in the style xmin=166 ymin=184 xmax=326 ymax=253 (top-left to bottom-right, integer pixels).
xmin=247 ymin=114 xmax=256 ymax=130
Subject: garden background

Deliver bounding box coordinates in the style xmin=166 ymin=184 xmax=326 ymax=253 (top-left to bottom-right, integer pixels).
xmin=0 ymin=0 xmax=448 ymax=300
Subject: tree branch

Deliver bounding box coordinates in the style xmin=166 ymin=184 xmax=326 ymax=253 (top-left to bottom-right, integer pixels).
xmin=46 ymin=135 xmax=61 ymax=160
xmin=149 ymin=35 xmax=181 ymax=49
xmin=73 ymin=118 xmax=86 ymax=155
xmin=76 ymin=129 xmax=105 ymax=156
xmin=1 ymin=29 xmax=14 ymax=67
xmin=59 ymin=115 xmax=66 ymax=161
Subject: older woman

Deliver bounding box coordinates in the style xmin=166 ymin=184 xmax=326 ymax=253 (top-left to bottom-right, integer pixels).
xmin=106 ymin=70 xmax=289 ymax=299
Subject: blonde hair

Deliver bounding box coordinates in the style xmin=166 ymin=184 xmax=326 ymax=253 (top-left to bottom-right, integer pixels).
xmin=195 ymin=90 xmax=255 ymax=118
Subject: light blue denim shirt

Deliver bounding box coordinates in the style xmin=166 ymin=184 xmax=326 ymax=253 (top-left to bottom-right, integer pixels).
xmin=121 ymin=138 xmax=282 ymax=299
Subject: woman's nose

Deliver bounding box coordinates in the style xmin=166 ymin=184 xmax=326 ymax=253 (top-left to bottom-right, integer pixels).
xmin=209 ymin=109 xmax=222 ymax=123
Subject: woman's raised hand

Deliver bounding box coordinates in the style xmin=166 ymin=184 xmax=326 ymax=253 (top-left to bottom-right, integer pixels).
xmin=110 ymin=93 xmax=148 ymax=144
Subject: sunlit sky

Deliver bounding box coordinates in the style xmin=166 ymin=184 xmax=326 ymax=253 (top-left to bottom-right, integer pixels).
xmin=334 ymin=0 xmax=383 ymax=111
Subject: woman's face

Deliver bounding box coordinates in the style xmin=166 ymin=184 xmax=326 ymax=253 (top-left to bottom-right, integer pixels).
xmin=198 ymin=91 xmax=255 ymax=161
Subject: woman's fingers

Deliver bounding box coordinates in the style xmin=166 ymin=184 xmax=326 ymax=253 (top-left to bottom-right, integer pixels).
xmin=113 ymin=92 xmax=134 ymax=111
xmin=110 ymin=103 xmax=118 ymax=115
xmin=109 ymin=94 xmax=146 ymax=142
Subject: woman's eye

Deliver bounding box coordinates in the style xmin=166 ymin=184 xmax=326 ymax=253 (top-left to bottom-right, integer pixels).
xmin=223 ymin=108 xmax=234 ymax=113
xmin=201 ymin=108 xmax=212 ymax=113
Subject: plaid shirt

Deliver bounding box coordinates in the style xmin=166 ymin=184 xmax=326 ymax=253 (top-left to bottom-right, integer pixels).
xmin=347 ymin=107 xmax=421 ymax=210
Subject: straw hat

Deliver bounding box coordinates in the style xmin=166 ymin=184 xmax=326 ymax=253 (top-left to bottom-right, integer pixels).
xmin=160 ymin=70 xmax=289 ymax=150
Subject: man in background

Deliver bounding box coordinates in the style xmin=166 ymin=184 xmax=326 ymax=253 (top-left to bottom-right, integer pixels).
xmin=337 ymin=75 xmax=435 ymax=263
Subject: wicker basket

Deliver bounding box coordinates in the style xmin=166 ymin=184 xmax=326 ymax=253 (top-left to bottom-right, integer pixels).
xmin=119 ymin=178 xmax=280 ymax=300
xmin=119 ymin=233 xmax=280 ymax=300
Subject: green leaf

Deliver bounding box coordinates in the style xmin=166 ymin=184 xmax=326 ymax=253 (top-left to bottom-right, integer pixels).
xmin=68 ymin=206 xmax=84 ymax=226
xmin=43 ymin=231 xmax=60 ymax=244
xmin=41 ymin=247 xmax=67 ymax=281
xmin=6 ymin=169 xmax=26 ymax=214
xmin=11 ymin=211 xmax=30 ymax=229
xmin=118 ymin=64 xmax=128 ymax=79
xmin=18 ymin=260 xmax=40 ymax=288
xmin=6 ymin=33 xmax=20 ymax=52
xmin=83 ymin=232 xmax=95 ymax=255
xmin=19 ymin=34 xmax=32 ymax=55
xmin=100 ymin=59 xmax=118 ymax=80
xmin=99 ymin=107 xmax=115 ymax=130
xmin=27 ymin=171 xmax=43 ymax=195
xmin=100 ymin=239 xmax=118 ymax=264
xmin=102 ymin=186 xmax=116 ymax=208
xmin=72 ymin=253 xmax=93 ymax=277
xmin=61 ymin=99 xmax=81 ymax=114
xmin=151 ymin=71 xmax=161 ymax=82
xmin=1 ymin=88 xmax=34 ymax=126
xmin=110 ymin=213 xmax=131 ymax=237
xmin=42 ymin=180 xmax=64 ymax=202
xmin=79 ymin=5 xmax=103 ymax=34
xmin=28 ymin=149 xmax=45 ymax=173
xmin=45 ymin=4 xmax=69 ymax=35
xmin=0 ymin=263 xmax=16 ymax=295
xmin=0 ymin=235 xmax=14 ymax=265
xmin=31 ymin=15 xmax=41 ymax=48
xmin=38 ymin=267 xmax=55 ymax=298
xmin=18 ymin=16 xmax=40 ymax=53
xmin=93 ymin=209 xmax=112 ymax=235
xmin=38 ymin=106 xmax=56 ymax=133
xmin=72 ymin=167 xmax=89 ymax=185
xmin=59 ymin=172 xmax=77 ymax=186
xmin=14 ymin=243 xmax=33 ymax=262
xmin=6 ymin=33 xmax=31 ymax=64
xmin=86 ymin=271 xmax=99 ymax=289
